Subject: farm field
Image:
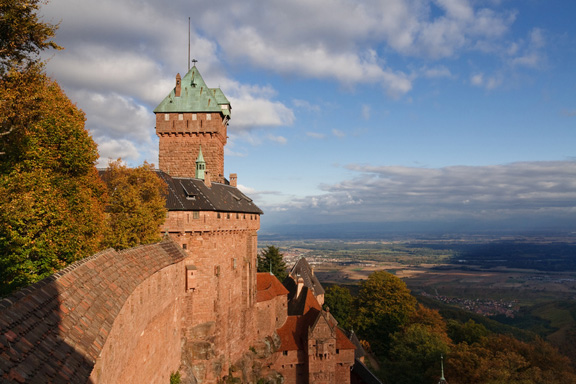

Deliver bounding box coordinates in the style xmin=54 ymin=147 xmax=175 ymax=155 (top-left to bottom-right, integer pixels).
xmin=263 ymin=235 xmax=576 ymax=359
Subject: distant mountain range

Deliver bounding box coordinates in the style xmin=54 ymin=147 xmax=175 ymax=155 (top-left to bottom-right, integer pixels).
xmin=260 ymin=220 xmax=576 ymax=241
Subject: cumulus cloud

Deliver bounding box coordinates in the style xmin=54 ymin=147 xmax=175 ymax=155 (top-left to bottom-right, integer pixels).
xmin=509 ymin=28 xmax=547 ymax=68
xmin=470 ymin=72 xmax=503 ymax=90
xmin=306 ymin=132 xmax=326 ymax=139
xmin=332 ymin=129 xmax=346 ymax=138
xmin=266 ymin=161 xmax=576 ymax=227
xmin=39 ymin=0 xmax=542 ymax=165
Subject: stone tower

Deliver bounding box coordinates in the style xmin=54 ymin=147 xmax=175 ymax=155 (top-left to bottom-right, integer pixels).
xmin=154 ymin=64 xmax=231 ymax=183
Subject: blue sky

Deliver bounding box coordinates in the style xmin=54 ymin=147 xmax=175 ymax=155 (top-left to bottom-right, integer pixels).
xmin=40 ymin=0 xmax=576 ymax=233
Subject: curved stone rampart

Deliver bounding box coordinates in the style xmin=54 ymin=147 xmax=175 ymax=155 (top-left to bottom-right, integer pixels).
xmin=0 ymin=240 xmax=186 ymax=383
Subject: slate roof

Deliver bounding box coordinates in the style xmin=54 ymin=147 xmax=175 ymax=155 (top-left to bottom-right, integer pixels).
xmin=256 ymin=273 xmax=289 ymax=303
xmin=157 ymin=171 xmax=263 ymax=214
xmin=347 ymin=330 xmax=366 ymax=360
xmin=153 ymin=65 xmax=230 ymax=116
xmin=0 ymin=241 xmax=186 ymax=383
xmin=351 ymin=358 xmax=383 ymax=384
xmin=286 ymin=258 xmax=325 ymax=298
xmin=99 ymin=169 xmax=263 ymax=215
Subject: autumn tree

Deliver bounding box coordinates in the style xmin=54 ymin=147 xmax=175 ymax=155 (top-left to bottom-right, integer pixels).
xmin=0 ymin=69 xmax=107 ymax=295
xmin=446 ymin=334 xmax=576 ymax=384
xmin=354 ymin=271 xmax=417 ymax=356
xmin=0 ymin=0 xmax=61 ymax=75
xmin=257 ymin=245 xmax=288 ymax=281
xmin=385 ymin=305 xmax=452 ymax=383
xmin=101 ymin=159 xmax=167 ymax=250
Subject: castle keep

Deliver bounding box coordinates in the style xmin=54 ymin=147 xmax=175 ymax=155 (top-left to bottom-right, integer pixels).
xmin=0 ymin=65 xmax=378 ymax=384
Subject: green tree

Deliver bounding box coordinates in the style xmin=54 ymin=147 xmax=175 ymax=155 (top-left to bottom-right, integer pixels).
xmin=447 ymin=319 xmax=489 ymax=345
xmin=354 ymin=271 xmax=417 ymax=356
xmin=387 ymin=324 xmax=451 ymax=384
xmin=0 ymin=0 xmax=61 ymax=75
xmin=324 ymin=284 xmax=354 ymax=330
xmin=0 ymin=69 xmax=107 ymax=295
xmin=101 ymin=159 xmax=167 ymax=250
xmin=257 ymin=245 xmax=287 ymax=281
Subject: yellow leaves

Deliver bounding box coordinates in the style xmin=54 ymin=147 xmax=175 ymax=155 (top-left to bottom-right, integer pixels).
xmin=101 ymin=159 xmax=168 ymax=250
xmin=0 ymin=68 xmax=106 ymax=295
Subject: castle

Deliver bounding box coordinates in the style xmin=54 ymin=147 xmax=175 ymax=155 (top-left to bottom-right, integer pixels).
xmin=0 ymin=65 xmax=379 ymax=383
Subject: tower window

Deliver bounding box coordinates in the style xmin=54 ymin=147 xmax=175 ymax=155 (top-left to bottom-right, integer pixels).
xmin=164 ymin=114 xmax=169 ymax=121
xmin=206 ymin=113 xmax=212 ymax=121
xmin=192 ymin=114 xmax=197 ymax=120
xmin=178 ymin=114 xmax=184 ymax=121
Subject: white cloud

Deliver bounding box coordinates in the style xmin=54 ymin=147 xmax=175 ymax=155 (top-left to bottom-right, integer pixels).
xmin=38 ymin=0 xmax=544 ymax=167
xmin=268 ymin=135 xmax=287 ymax=145
xmin=293 ymin=99 xmax=321 ymax=113
xmin=306 ymin=132 xmax=326 ymax=139
xmin=268 ymin=161 xmax=576 ymax=227
xmin=229 ymin=96 xmax=295 ymax=131
xmin=362 ymin=105 xmax=371 ymax=120
xmin=96 ymin=139 xmax=141 ymax=167
xmin=509 ymin=28 xmax=546 ymax=68
xmin=332 ymin=129 xmax=346 ymax=138
xmin=470 ymin=72 xmax=502 ymax=90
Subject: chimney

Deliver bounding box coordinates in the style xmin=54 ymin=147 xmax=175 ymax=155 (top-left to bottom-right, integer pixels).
xmin=204 ymin=171 xmax=212 ymax=188
xmin=296 ymin=276 xmax=304 ymax=299
xmin=229 ymin=173 xmax=237 ymax=187
xmin=175 ymin=73 xmax=181 ymax=97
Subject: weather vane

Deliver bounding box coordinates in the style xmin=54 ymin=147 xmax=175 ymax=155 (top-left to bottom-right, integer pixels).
xmin=192 ymin=59 xmax=198 ymax=67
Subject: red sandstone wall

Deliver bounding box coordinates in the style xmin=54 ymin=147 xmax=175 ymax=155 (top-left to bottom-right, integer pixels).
xmin=272 ymin=350 xmax=308 ymax=384
xmin=161 ymin=210 xmax=260 ymax=382
xmin=90 ymin=262 xmax=186 ymax=383
xmin=162 ymin=211 xmax=260 ymax=236
xmin=156 ymin=112 xmax=227 ymax=181
xmin=255 ymin=294 xmax=287 ymax=340
xmin=335 ymin=350 xmax=355 ymax=382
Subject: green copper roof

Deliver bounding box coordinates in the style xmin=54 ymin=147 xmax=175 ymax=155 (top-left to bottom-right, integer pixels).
xmin=195 ymin=145 xmax=206 ymax=180
xmin=154 ymin=66 xmax=231 ymax=114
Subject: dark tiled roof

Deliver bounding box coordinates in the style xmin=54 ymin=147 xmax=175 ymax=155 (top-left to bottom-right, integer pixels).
xmin=347 ymin=330 xmax=366 ymax=359
xmin=256 ymin=273 xmax=289 ymax=303
xmin=0 ymin=241 xmax=186 ymax=383
xmin=158 ymin=171 xmax=262 ymax=214
xmin=99 ymin=169 xmax=263 ymax=214
xmin=351 ymin=358 xmax=383 ymax=384
xmin=288 ymin=258 xmax=325 ymax=296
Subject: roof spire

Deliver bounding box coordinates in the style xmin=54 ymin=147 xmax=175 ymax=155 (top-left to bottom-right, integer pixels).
xmin=195 ymin=145 xmax=206 ymax=180
xmin=438 ymin=354 xmax=448 ymax=384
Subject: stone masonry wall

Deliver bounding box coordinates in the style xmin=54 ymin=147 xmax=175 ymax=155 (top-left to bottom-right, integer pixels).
xmin=162 ymin=210 xmax=261 ymax=383
xmin=0 ymin=241 xmax=186 ymax=383
xmin=156 ymin=112 xmax=227 ymax=182
xmin=89 ymin=262 xmax=185 ymax=384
